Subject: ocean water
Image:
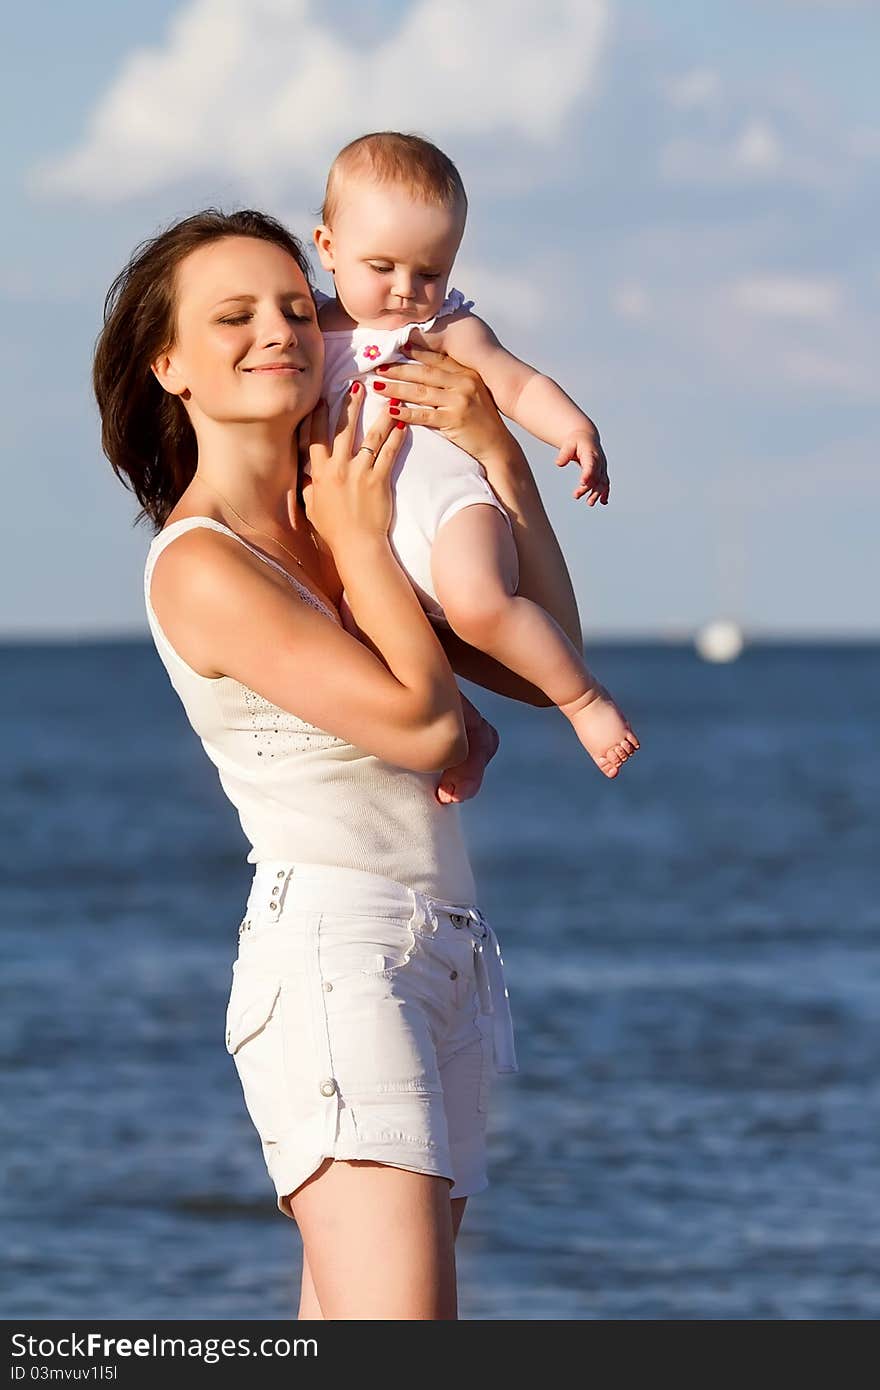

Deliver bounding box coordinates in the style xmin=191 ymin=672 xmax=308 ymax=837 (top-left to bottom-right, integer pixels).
xmin=1 ymin=640 xmax=878 ymax=1320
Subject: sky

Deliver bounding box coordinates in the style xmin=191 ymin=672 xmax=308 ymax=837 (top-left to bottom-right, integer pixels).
xmin=3 ymin=0 xmax=877 ymax=640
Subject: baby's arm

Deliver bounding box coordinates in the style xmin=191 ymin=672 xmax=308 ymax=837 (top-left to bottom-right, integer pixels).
xmin=421 ymin=314 xmax=609 ymax=505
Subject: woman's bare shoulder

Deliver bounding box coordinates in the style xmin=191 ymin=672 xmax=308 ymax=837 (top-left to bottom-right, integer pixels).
xmin=149 ymin=525 xmax=269 ymax=678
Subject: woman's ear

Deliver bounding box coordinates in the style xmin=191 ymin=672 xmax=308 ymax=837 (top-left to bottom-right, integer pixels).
xmin=151 ymin=349 xmax=189 ymax=398
xmin=313 ymin=225 xmax=335 ymax=274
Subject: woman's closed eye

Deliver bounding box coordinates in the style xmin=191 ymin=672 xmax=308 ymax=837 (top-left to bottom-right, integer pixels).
xmin=218 ymin=309 xmax=314 ymax=326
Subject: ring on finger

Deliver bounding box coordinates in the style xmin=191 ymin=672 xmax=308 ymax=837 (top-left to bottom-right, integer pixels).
xmin=357 ymin=444 xmax=377 ymax=457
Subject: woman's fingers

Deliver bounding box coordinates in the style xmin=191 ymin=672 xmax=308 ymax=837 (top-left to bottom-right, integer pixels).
xmin=369 ymin=376 xmax=445 ymax=409
xmin=359 ymin=404 xmax=404 ymax=457
xmin=332 ymin=380 xmax=366 ymax=458
xmin=398 ymin=344 xmax=458 ymax=371
xmin=306 ymin=397 xmax=330 ymax=469
xmin=370 ymin=419 xmax=408 ymax=480
xmin=378 ymin=351 xmax=463 ymax=390
xmin=377 ymin=400 xmax=452 ymax=430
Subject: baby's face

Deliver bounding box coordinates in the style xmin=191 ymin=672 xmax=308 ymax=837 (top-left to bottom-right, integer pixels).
xmin=314 ymin=179 xmax=464 ymax=331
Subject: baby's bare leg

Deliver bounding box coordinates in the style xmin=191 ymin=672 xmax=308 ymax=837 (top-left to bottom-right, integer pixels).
xmin=431 ymin=505 xmax=639 ymax=776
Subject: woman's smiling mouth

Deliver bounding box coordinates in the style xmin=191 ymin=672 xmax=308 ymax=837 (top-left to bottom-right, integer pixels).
xmin=244 ymin=363 xmax=306 ymax=374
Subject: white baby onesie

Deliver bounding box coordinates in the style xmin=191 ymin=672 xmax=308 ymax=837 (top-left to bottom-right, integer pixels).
xmin=311 ymin=286 xmax=516 ymax=625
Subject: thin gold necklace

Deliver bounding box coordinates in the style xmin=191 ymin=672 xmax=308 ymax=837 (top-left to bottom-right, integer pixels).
xmin=198 ymin=478 xmax=312 ymax=573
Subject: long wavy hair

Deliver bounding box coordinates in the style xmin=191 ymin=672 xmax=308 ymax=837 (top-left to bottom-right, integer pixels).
xmin=92 ymin=208 xmax=315 ymax=531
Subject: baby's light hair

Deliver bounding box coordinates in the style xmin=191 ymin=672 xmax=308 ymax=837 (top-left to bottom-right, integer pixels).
xmin=320 ymin=131 xmax=468 ymax=228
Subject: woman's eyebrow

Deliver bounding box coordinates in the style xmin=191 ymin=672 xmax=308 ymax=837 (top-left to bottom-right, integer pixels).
xmin=210 ymin=291 xmax=313 ymax=308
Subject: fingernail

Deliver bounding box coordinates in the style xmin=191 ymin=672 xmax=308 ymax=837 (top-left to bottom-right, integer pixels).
xmin=394 ymin=420 xmax=406 ymax=430
xmin=372 ymin=381 xmax=386 ymax=391
xmin=350 ymin=381 xmax=360 ymax=394
xmin=389 ymin=406 xmax=401 ymax=416
xmin=389 ymin=399 xmax=400 ymax=406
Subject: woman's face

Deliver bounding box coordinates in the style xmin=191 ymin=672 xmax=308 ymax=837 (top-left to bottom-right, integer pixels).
xmin=157 ymin=236 xmax=324 ymax=428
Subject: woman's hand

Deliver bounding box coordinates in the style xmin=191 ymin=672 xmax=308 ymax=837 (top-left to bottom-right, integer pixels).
xmin=378 ymin=343 xmax=585 ymax=684
xmin=298 ymin=385 xmax=406 ymax=557
xmin=373 ymin=346 xmax=513 ymax=465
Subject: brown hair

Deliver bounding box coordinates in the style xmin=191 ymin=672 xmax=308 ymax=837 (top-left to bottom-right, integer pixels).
xmin=93 ymin=208 xmax=314 ymax=531
xmin=321 ymin=131 xmax=468 ymax=228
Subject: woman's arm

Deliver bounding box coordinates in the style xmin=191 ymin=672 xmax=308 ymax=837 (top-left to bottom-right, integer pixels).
xmin=151 ymin=397 xmax=468 ymax=772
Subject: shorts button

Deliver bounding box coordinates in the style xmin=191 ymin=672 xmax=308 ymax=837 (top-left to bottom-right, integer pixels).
xmin=320 ymin=1078 xmax=337 ymax=1097
xmin=276 ymin=870 xmax=285 ymax=879
xmin=323 ymin=981 xmax=333 ymax=992
xmin=269 ymin=902 xmax=278 ymax=911
xmin=450 ymin=969 xmax=458 ymax=979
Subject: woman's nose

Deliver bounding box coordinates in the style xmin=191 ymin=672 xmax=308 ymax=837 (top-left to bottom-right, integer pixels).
xmin=260 ymin=311 xmax=297 ymax=347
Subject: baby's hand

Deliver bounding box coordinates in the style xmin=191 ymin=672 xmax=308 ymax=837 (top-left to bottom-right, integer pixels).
xmin=436 ymin=697 xmax=500 ymax=804
xmin=555 ymin=427 xmax=610 ymax=506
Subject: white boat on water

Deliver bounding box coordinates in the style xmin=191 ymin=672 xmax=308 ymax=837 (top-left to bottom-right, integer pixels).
xmin=695 ymin=619 xmax=745 ymax=663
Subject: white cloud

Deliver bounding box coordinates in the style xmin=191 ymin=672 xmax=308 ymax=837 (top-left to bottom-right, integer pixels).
xmin=731 ymin=275 xmax=841 ymax=319
xmin=780 ymin=348 xmax=875 ymax=394
xmin=659 ymin=118 xmax=794 ymax=185
xmin=731 ymin=120 xmax=784 ymax=174
xmin=32 ymin=0 xmax=609 ymax=203
xmin=664 ymin=67 xmax=722 ymax=112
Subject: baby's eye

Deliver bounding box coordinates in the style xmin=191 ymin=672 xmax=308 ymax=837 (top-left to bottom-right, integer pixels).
xmin=218 ymin=314 xmax=251 ymax=325
xmin=421 ymin=273 xmax=441 ymax=281
xmin=369 ymin=264 xmax=393 ymax=274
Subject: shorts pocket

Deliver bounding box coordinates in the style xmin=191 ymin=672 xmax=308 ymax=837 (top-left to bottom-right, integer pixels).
xmin=224 ymin=967 xmax=288 ymax=1143
xmin=317 ymin=912 xmax=418 ymax=982
xmin=225 ymin=972 xmax=282 ymax=1054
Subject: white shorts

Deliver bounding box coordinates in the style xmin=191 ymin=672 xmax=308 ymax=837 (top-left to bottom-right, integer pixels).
xmin=224 ymin=861 xmax=518 ymax=1220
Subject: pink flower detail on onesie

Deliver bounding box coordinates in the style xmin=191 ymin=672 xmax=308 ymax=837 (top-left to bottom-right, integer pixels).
xmin=362 ymin=344 xmax=381 ymax=361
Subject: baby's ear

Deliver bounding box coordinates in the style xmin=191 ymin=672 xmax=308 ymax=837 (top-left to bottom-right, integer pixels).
xmin=313 ymin=225 xmax=335 ymax=272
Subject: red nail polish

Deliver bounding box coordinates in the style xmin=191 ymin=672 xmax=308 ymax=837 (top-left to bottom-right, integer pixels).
xmin=372 ymin=381 xmax=386 ymax=391
xmin=350 ymin=381 xmax=360 ymax=393
xmin=389 ymin=399 xmax=400 ymax=406
xmin=395 ymin=420 xmax=406 ymax=430
xmin=389 ymin=406 xmax=400 ymax=416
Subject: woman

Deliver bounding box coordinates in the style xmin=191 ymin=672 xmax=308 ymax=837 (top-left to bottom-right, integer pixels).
xmin=93 ymin=209 xmax=583 ymax=1320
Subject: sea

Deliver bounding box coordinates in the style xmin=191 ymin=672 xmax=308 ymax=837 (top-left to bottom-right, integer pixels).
xmin=2 ymin=639 xmax=878 ymax=1320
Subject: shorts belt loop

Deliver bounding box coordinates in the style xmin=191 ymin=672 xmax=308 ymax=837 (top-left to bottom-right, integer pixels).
xmin=411 ymin=889 xmax=438 ymax=935
xmin=267 ymin=863 xmax=295 ymax=918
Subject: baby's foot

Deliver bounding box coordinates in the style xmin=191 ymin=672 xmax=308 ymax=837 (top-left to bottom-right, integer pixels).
xmin=559 ymin=683 xmax=640 ymax=778
xmin=436 ymin=711 xmax=500 ymax=804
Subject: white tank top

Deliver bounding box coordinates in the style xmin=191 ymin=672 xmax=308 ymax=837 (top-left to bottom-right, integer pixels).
xmin=143 ymin=516 xmax=476 ymax=900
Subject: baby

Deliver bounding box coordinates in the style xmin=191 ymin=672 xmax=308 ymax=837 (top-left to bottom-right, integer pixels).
xmin=311 ymin=131 xmax=639 ymax=778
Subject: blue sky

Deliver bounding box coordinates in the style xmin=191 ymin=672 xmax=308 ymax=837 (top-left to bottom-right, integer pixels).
xmin=4 ymin=0 xmax=877 ymax=638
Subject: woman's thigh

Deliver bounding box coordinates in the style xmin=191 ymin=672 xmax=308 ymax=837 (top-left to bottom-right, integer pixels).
xmin=297 ymin=1191 xmax=470 ymax=1320
xmin=292 ymin=1158 xmax=458 ymax=1320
